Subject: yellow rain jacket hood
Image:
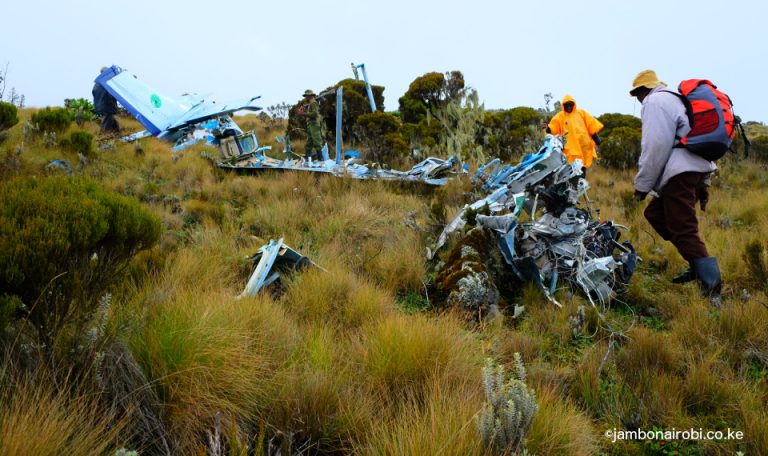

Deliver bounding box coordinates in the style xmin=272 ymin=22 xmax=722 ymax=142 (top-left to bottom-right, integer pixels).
xmin=547 ymin=95 xmax=604 ymax=168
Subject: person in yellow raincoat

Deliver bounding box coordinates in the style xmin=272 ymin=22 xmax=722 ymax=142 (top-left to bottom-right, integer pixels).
xmin=547 ymin=95 xmax=604 ymax=168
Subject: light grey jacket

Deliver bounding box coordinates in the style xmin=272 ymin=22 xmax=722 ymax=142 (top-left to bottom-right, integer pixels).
xmin=634 ymin=85 xmax=716 ymax=195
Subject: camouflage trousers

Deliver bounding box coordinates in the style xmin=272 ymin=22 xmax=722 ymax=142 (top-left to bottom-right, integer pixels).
xmin=305 ymin=123 xmax=324 ymax=160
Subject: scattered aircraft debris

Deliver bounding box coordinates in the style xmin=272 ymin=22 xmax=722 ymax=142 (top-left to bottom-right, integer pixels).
xmin=238 ymin=239 xmax=317 ymax=298
xmin=433 ymin=135 xmax=637 ymax=310
xmin=98 ymin=65 xmax=459 ymax=185
xmin=96 ymin=65 xmax=263 ymax=151
xmin=221 ymin=149 xmax=459 ymax=186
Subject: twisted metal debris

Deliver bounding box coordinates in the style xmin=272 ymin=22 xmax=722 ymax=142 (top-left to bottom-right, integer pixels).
xmin=433 ymin=135 xmax=637 ymax=309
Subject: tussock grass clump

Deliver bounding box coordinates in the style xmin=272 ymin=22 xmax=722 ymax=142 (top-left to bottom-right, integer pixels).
xmin=182 ymin=198 xmax=227 ymax=227
xmin=0 ymin=373 xmax=127 ymax=456
xmin=128 ymin=289 xmax=298 ymax=453
xmin=716 ymin=299 xmax=768 ymax=364
xmin=742 ymin=239 xmax=768 ymax=290
xmin=155 ymin=228 xmax=245 ymax=294
xmin=360 ymin=378 xmax=484 ymax=456
xmin=355 ymin=312 xmax=480 ymax=400
xmin=616 ymin=326 xmax=683 ymax=382
xmin=526 ymin=386 xmax=598 ymax=456
xmin=266 ymin=327 xmax=376 ymax=453
xmin=523 ymin=294 xmax=582 ymax=346
xmin=494 ymin=328 xmax=548 ymax=367
xmin=281 ymin=265 xmax=393 ymax=329
xmin=738 ymin=395 xmax=768 ymax=455
xmin=681 ymin=354 xmax=742 ymax=418
xmin=573 ymin=340 xmax=610 ymax=416
xmin=670 ymin=298 xmax=715 ymax=353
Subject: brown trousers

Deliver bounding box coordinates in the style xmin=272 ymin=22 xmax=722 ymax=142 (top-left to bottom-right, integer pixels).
xmin=644 ymin=172 xmax=710 ymax=261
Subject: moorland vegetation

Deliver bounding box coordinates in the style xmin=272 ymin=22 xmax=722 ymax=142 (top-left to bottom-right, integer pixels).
xmin=1 ymin=72 xmax=768 ymax=455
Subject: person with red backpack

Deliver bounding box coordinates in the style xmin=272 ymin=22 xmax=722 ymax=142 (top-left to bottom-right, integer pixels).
xmin=629 ymin=69 xmax=722 ymax=303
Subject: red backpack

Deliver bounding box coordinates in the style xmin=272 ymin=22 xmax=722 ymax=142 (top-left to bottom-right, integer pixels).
xmin=667 ymin=79 xmax=749 ymax=161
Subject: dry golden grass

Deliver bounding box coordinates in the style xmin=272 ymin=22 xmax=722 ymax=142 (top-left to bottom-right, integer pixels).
xmin=0 ymin=374 xmax=127 ymax=456
xmin=358 ymin=378 xmax=485 ymax=456
xmin=126 ymin=288 xmax=298 ymax=453
xmin=4 ymin=110 xmax=768 ymax=454
xmin=526 ymin=386 xmax=599 ymax=456
xmin=354 ymin=312 xmax=481 ymax=400
xmin=281 ymin=265 xmax=394 ymax=330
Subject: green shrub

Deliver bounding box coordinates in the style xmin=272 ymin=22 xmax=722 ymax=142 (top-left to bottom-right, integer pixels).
xmin=67 ymin=131 xmax=93 ymax=156
xmin=398 ymin=71 xmax=465 ymax=124
xmin=287 ymin=79 xmax=385 ymax=145
xmin=0 ymin=294 xmax=22 ymax=333
xmin=64 ymin=98 xmax=97 ymax=122
xmin=0 ymin=101 xmax=19 ymax=132
xmin=598 ymin=126 xmax=641 ymax=169
xmin=749 ymin=135 xmax=768 ymax=163
xmin=355 ymin=112 xmax=407 ymax=163
xmin=597 ymin=112 xmax=641 ymax=138
xmin=0 ymin=176 xmax=162 ymax=344
xmin=401 ymin=118 xmax=442 ymax=151
xmin=479 ymin=107 xmax=544 ymax=161
xmin=30 ymin=107 xmax=72 ymax=134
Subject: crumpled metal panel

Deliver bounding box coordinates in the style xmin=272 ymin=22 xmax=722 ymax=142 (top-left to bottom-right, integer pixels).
xmin=238 ymin=239 xmax=315 ymax=298
xmin=433 ymin=134 xmax=638 ymax=307
xmin=220 ymin=153 xmax=459 ymax=186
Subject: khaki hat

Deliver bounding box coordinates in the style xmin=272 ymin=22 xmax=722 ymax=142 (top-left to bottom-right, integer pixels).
xmin=630 ymin=70 xmax=665 ymax=95
xmin=303 ymin=89 xmax=316 ymax=97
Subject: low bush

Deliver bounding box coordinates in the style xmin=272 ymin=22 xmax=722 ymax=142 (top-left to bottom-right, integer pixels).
xmin=30 ymin=107 xmax=72 ymax=134
xmin=598 ymin=126 xmax=641 ymax=169
xmin=355 ymin=112 xmax=407 ymax=163
xmin=479 ymin=107 xmax=544 ymax=162
xmin=749 ymin=135 xmax=768 ymax=162
xmin=0 ymin=176 xmax=162 ymax=344
xmin=0 ymin=101 xmax=19 ymax=132
xmin=66 ymin=131 xmax=93 ymax=156
xmin=64 ymin=98 xmax=97 ymax=123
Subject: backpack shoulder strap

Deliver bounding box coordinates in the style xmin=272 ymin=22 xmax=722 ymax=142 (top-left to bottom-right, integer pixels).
xmin=660 ymin=89 xmax=694 ymax=142
xmin=735 ymin=116 xmax=751 ymax=158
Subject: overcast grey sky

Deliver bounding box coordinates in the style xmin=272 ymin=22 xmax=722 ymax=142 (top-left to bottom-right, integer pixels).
xmin=2 ymin=0 xmax=765 ymax=121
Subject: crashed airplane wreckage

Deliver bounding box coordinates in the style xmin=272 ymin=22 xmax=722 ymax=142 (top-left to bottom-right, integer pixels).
xmin=432 ymin=135 xmax=638 ymax=311
xmin=95 ymin=65 xmax=458 ymax=185
xmin=238 ymin=238 xmax=320 ymax=298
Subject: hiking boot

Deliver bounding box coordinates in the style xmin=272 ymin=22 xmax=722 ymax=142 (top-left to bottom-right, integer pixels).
xmin=692 ymin=257 xmax=722 ymax=304
xmin=671 ymin=266 xmax=696 ymax=284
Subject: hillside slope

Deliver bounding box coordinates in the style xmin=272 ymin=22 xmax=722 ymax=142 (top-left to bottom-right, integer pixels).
xmin=1 ymin=110 xmax=767 ymax=455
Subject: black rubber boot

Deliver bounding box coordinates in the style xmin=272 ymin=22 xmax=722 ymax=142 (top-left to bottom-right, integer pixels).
xmin=671 ymin=265 xmax=696 ymax=284
xmin=692 ymin=257 xmax=722 ymax=304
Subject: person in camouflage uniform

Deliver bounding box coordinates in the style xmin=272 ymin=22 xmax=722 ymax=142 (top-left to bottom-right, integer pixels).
xmin=300 ymin=89 xmax=325 ymax=160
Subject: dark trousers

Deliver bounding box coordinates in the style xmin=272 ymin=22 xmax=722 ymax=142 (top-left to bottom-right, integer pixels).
xmin=644 ymin=172 xmax=710 ymax=261
xmin=100 ymin=113 xmax=120 ymax=133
